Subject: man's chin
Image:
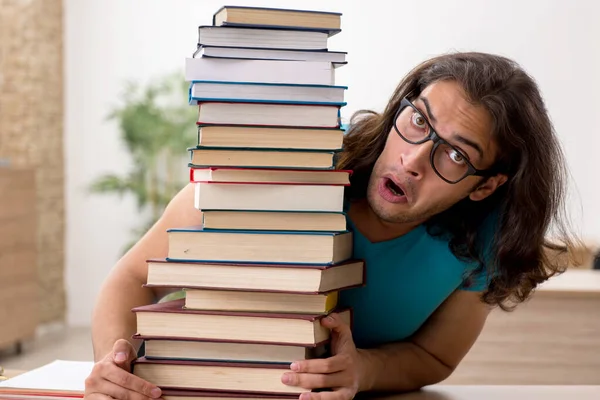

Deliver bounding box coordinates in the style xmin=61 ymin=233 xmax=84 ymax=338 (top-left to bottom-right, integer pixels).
xmin=370 ymin=199 xmax=416 ymax=224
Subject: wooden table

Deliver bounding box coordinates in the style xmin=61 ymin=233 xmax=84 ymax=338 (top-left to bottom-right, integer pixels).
xmin=369 ymin=385 xmax=600 ymax=400
xmin=0 ymin=369 xmax=23 ymax=381
xmin=445 ymin=269 xmax=600 ymax=385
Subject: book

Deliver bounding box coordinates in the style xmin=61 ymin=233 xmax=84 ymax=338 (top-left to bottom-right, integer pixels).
xmin=0 ymin=360 xmax=93 ymax=399
xmin=200 ymin=210 xmax=348 ymax=232
xmin=139 ymin=336 xmax=329 ymax=364
xmin=185 ymin=58 xmax=334 ymax=86
xmin=188 ymin=147 xmax=337 ymax=169
xmin=193 ymin=182 xmax=346 ymax=212
xmin=129 ymin=7 xmax=357 ymax=398
xmin=132 ymin=299 xmax=352 ymax=346
xmin=197 ymin=25 xmax=328 ymax=51
xmin=195 ymin=102 xmax=341 ymax=128
xmin=194 ymin=46 xmax=347 ymax=64
xmin=212 ymin=6 xmax=342 ymax=36
xmin=183 ymin=288 xmax=338 ymax=314
xmin=188 ymin=81 xmax=347 ymax=106
xmin=162 ymin=389 xmax=298 ymax=400
xmin=144 ymin=258 xmax=365 ymax=293
xmin=190 ymin=167 xmax=351 ymax=185
xmin=196 ymin=125 xmax=344 ymax=151
xmin=132 ymin=358 xmax=303 ymax=395
xmin=166 ymin=227 xmax=353 ymax=265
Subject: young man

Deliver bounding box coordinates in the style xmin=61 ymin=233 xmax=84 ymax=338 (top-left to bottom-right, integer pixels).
xmin=84 ymin=52 xmax=576 ymax=400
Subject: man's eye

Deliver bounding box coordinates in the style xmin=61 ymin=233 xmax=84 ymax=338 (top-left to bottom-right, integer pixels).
xmin=411 ymin=112 xmax=426 ymax=128
xmin=449 ymin=149 xmax=465 ymax=164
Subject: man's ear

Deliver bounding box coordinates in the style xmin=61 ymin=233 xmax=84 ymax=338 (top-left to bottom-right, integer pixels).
xmin=469 ymin=174 xmax=508 ymax=202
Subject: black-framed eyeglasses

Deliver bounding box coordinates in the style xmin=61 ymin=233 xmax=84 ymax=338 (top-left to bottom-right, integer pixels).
xmin=393 ymin=97 xmax=499 ymax=184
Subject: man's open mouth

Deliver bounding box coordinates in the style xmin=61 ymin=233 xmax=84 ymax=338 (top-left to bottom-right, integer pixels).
xmin=385 ymin=178 xmax=405 ymax=197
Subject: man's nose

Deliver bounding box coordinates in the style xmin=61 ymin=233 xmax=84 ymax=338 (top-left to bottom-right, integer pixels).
xmin=400 ymin=141 xmax=433 ymax=179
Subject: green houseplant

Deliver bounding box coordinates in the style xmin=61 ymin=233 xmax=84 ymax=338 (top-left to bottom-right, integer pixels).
xmin=89 ymin=72 xmax=197 ymax=254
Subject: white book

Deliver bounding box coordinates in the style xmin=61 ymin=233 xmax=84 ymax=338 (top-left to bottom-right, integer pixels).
xmin=198 ymin=26 xmax=328 ymax=50
xmin=185 ymin=58 xmax=334 ymax=85
xmin=0 ymin=360 xmax=93 ymax=398
xmin=189 ymin=81 xmax=346 ymax=105
xmin=196 ymin=45 xmax=347 ymax=64
xmin=194 ymin=182 xmax=345 ymax=212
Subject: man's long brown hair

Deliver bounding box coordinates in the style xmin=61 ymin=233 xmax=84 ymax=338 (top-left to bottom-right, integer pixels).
xmin=337 ymin=52 xmax=579 ymax=310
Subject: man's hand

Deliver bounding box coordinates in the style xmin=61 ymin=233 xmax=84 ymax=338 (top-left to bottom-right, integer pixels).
xmin=281 ymin=313 xmax=369 ymax=400
xmin=84 ymin=339 xmax=162 ymax=400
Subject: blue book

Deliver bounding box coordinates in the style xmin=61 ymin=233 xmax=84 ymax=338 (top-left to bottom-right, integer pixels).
xmin=189 ymin=80 xmax=347 ymax=106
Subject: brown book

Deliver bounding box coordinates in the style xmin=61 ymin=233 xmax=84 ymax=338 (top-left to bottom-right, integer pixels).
xmin=161 ymin=389 xmax=298 ymax=400
xmin=167 ymin=227 xmax=352 ymax=264
xmin=212 ymin=6 xmax=342 ymax=36
xmin=132 ymin=299 xmax=351 ymax=346
xmin=144 ymin=258 xmax=365 ymax=294
xmin=136 ymin=335 xmax=329 ymax=364
xmin=196 ymin=125 xmax=344 ymax=151
xmin=132 ymin=358 xmax=304 ymax=395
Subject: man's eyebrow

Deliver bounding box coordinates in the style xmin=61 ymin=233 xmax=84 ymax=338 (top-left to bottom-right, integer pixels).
xmin=418 ymin=96 xmax=437 ymax=124
xmin=416 ymin=96 xmax=484 ymax=160
xmin=452 ymin=134 xmax=484 ymax=160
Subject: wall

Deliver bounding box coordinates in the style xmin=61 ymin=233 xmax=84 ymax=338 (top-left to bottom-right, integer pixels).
xmin=64 ymin=0 xmax=600 ymax=326
xmin=0 ymin=0 xmax=66 ymax=324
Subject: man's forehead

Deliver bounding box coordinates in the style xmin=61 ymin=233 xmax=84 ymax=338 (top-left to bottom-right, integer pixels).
xmin=416 ymin=81 xmax=497 ymax=164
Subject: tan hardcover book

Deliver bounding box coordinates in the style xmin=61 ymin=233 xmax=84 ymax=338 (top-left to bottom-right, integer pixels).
xmin=137 ymin=336 xmax=329 ymax=364
xmin=190 ymin=167 xmax=350 ymax=185
xmin=197 ymin=125 xmax=344 ymax=151
xmin=183 ymin=288 xmax=338 ymax=314
xmin=161 ymin=389 xmax=298 ymax=400
xmin=133 ymin=358 xmax=303 ymax=395
xmin=212 ymin=6 xmax=341 ymax=35
xmin=166 ymin=228 xmax=352 ymax=265
xmin=200 ymin=210 xmax=347 ymax=232
xmin=132 ymin=299 xmax=351 ymax=346
xmin=145 ymin=258 xmax=365 ymax=293
xmin=189 ymin=148 xmax=335 ymax=169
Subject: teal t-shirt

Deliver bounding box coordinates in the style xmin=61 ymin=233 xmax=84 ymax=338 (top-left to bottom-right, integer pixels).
xmin=338 ymin=215 xmax=491 ymax=348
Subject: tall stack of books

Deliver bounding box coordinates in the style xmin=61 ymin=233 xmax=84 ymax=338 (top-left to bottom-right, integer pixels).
xmin=130 ymin=6 xmax=365 ymax=399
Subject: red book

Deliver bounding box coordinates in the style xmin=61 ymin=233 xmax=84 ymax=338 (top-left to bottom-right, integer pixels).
xmin=132 ymin=298 xmax=351 ymax=346
xmin=189 ymin=166 xmax=352 ymax=186
xmin=161 ymin=389 xmax=299 ymax=400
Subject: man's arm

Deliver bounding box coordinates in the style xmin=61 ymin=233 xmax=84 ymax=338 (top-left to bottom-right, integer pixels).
xmin=91 ymin=183 xmax=202 ymax=361
xmin=359 ymin=289 xmax=491 ymax=392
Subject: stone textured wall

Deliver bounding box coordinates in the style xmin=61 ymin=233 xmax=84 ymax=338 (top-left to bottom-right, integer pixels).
xmin=0 ymin=0 xmax=65 ymax=323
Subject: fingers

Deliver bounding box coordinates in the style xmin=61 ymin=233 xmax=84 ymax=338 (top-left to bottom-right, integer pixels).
xmin=321 ymin=313 xmax=348 ymax=330
xmin=102 ymin=362 xmax=161 ymax=398
xmin=321 ymin=314 xmax=353 ymax=345
xmin=291 ymin=354 xmax=350 ymax=374
xmin=87 ymin=377 xmax=153 ymax=400
xmin=299 ymin=388 xmax=355 ymax=400
xmin=282 ymin=371 xmax=350 ymax=391
xmin=111 ymin=339 xmax=137 ymax=371
xmin=85 ymin=342 xmax=162 ymax=400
